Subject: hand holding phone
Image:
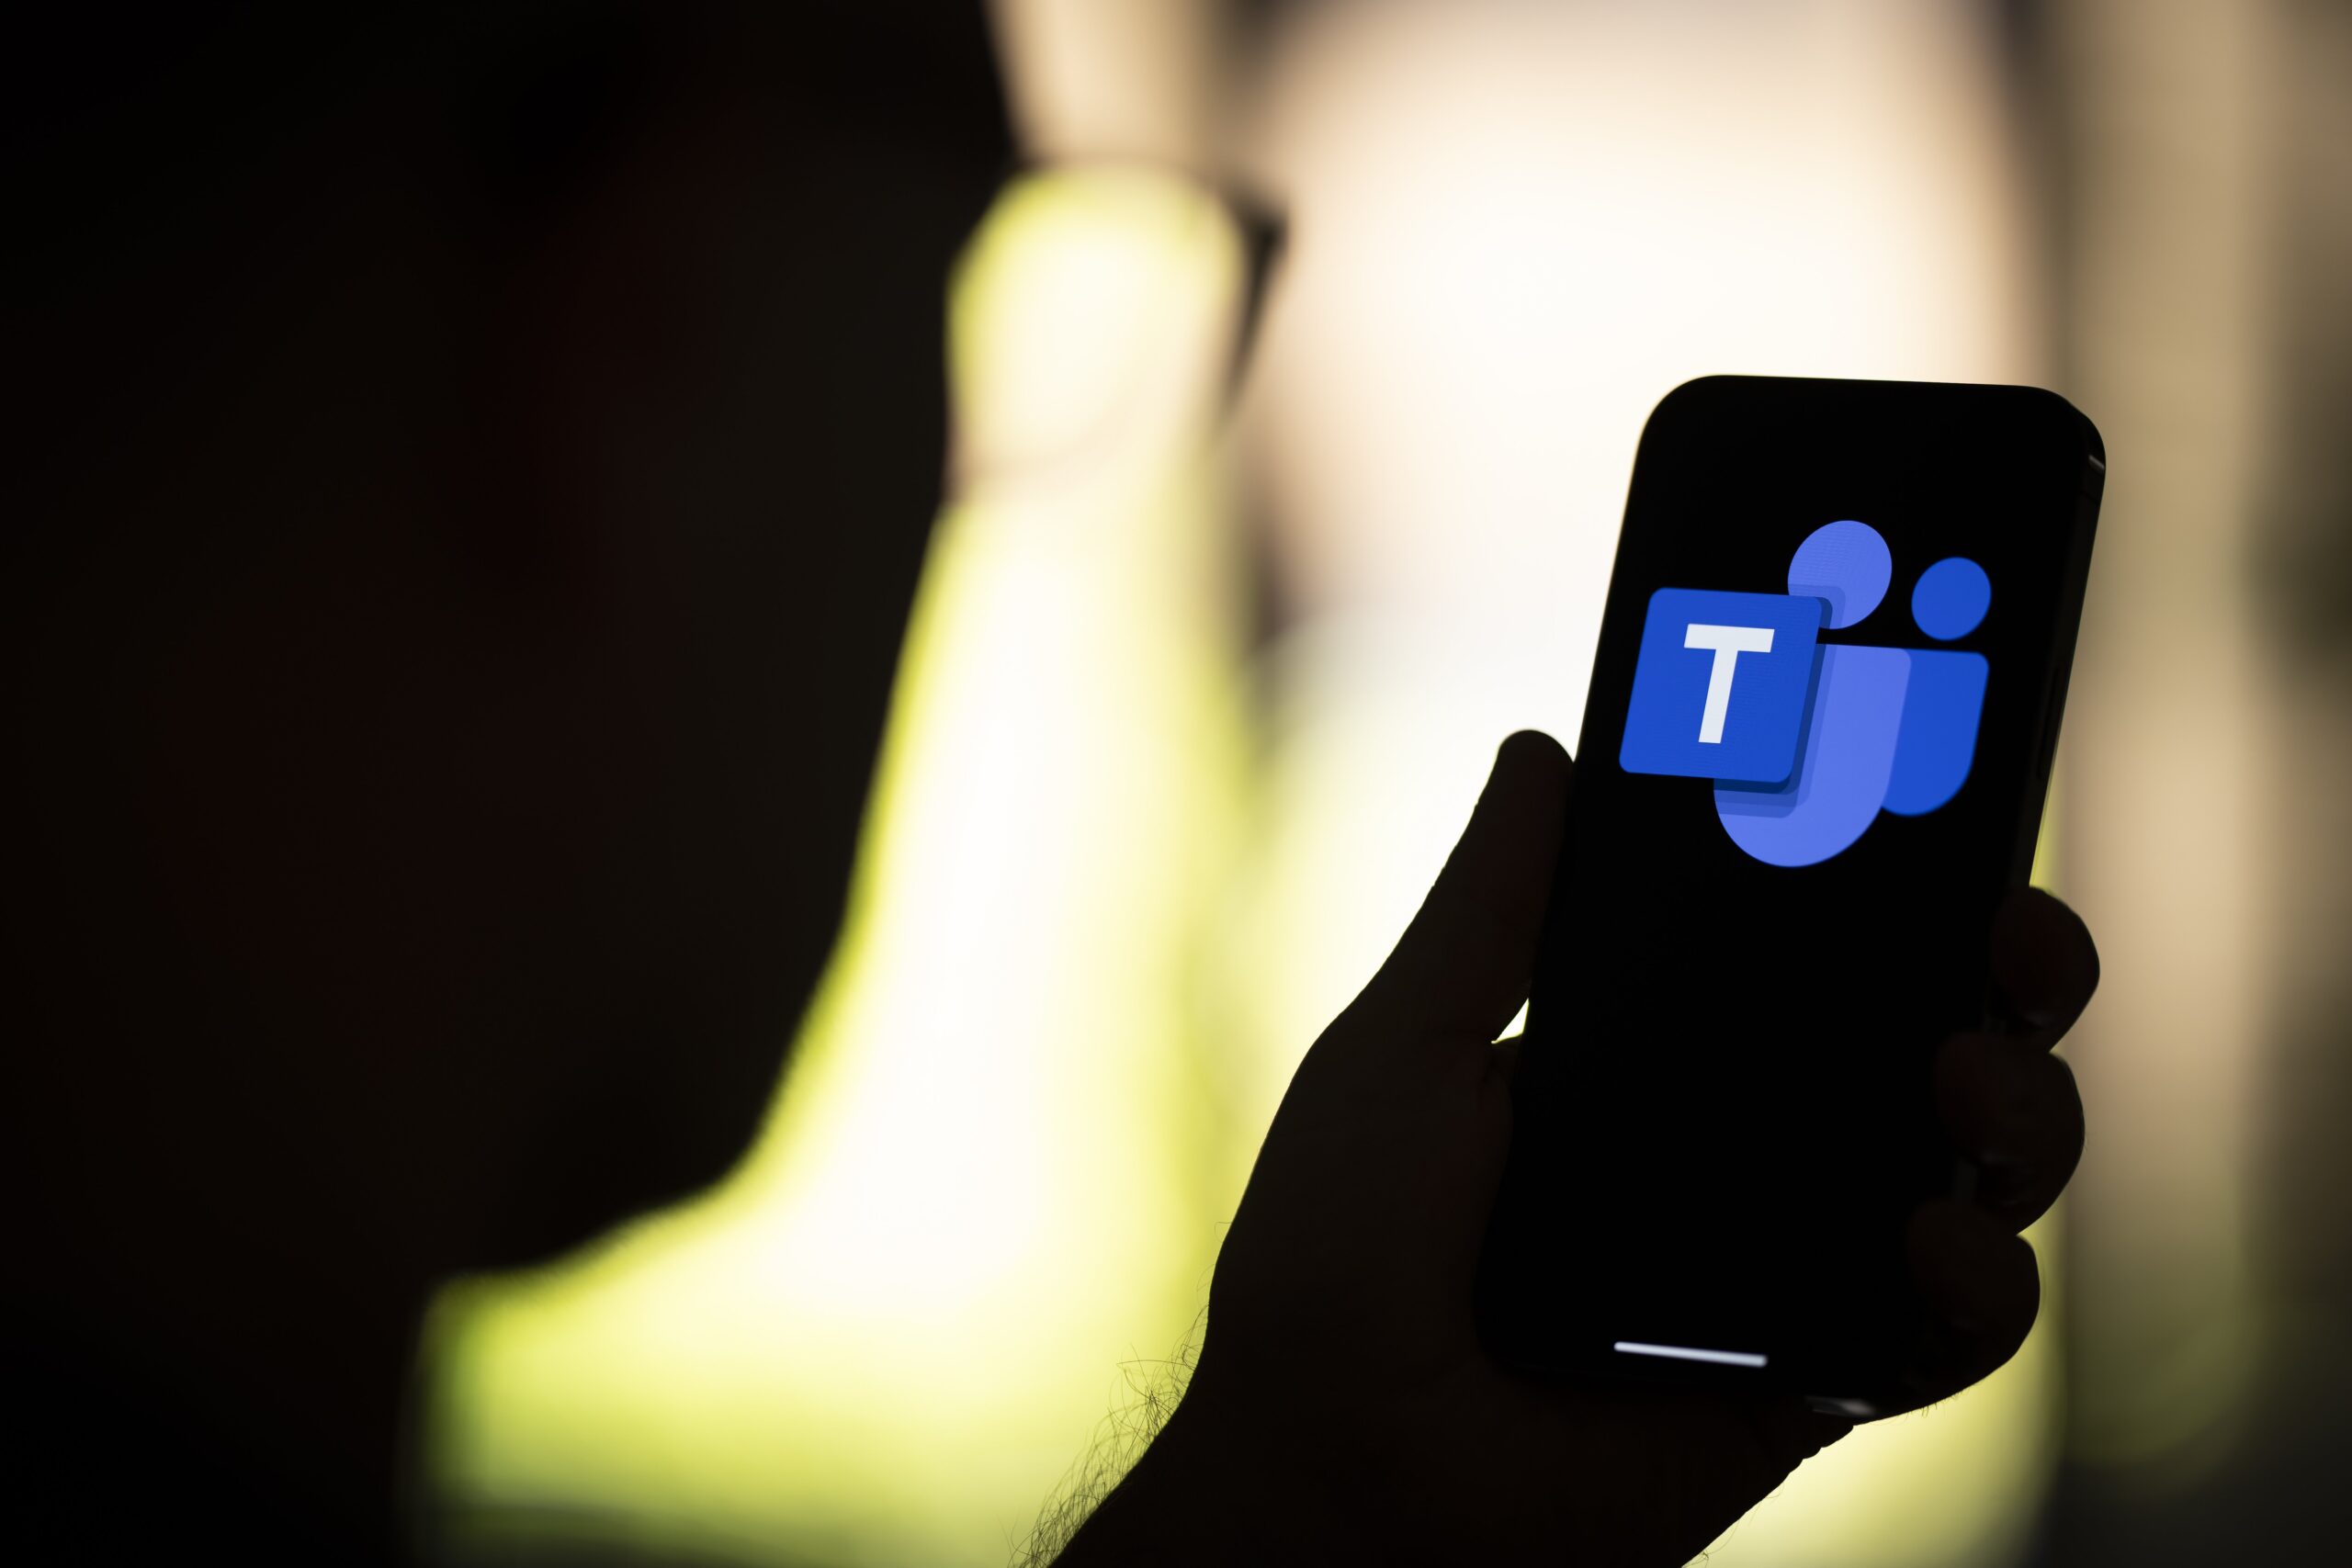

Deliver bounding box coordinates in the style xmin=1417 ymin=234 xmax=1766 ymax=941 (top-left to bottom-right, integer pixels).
xmin=1059 ymin=377 xmax=2103 ymax=1564
xmin=1059 ymin=734 xmax=2096 ymax=1568
xmin=1480 ymin=375 xmax=2105 ymax=1412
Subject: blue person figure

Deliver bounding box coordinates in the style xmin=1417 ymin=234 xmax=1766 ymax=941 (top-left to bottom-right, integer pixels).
xmin=1713 ymin=522 xmax=1990 ymax=867
xmin=1883 ymin=556 xmax=1992 ymax=815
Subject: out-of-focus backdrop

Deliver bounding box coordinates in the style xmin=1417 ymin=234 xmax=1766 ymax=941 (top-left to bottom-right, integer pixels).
xmin=424 ymin=2 xmax=2352 ymax=1562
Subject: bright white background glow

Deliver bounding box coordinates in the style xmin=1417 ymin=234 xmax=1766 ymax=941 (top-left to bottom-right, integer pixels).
xmin=1217 ymin=5 xmax=2055 ymax=1565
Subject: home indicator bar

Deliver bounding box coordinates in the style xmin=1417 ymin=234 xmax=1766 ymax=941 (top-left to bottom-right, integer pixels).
xmin=1611 ymin=1340 xmax=1769 ymax=1369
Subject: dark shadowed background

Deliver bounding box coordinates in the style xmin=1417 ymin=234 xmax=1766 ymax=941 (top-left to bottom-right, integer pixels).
xmin=12 ymin=3 xmax=2342 ymax=1565
xmin=430 ymin=3 xmax=2352 ymax=1564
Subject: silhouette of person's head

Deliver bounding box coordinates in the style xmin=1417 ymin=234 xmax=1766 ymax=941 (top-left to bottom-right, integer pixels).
xmin=6 ymin=5 xmax=1010 ymax=1552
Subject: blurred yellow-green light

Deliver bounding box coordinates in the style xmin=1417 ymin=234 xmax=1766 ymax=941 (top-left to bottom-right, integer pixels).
xmin=426 ymin=164 xmax=1252 ymax=1565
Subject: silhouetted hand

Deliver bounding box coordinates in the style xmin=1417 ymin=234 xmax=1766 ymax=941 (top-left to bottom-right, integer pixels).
xmin=1059 ymin=731 xmax=2097 ymax=1565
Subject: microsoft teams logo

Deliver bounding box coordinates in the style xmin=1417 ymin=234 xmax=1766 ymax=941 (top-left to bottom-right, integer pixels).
xmin=1619 ymin=520 xmax=1991 ymax=867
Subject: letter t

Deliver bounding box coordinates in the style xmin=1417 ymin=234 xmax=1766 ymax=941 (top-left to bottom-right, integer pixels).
xmin=1684 ymin=624 xmax=1776 ymax=744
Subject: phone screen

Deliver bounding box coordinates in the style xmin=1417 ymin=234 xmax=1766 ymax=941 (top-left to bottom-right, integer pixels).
xmin=1480 ymin=376 xmax=2102 ymax=1405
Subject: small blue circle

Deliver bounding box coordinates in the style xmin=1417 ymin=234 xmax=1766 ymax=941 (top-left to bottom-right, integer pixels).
xmin=1911 ymin=557 xmax=1992 ymax=640
xmin=1786 ymin=519 xmax=1892 ymax=629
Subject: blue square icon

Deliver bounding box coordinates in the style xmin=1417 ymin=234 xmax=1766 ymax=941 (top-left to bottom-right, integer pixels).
xmin=1620 ymin=588 xmax=1823 ymax=785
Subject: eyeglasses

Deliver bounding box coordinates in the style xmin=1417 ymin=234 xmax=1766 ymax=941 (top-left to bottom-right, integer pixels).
xmin=947 ymin=158 xmax=1287 ymax=491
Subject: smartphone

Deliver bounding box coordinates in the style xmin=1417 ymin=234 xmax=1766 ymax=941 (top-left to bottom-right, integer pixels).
xmin=1476 ymin=375 xmax=2103 ymax=1415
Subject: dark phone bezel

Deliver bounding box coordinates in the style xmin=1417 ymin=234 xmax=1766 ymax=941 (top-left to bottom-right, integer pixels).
xmin=1476 ymin=374 xmax=2104 ymax=1410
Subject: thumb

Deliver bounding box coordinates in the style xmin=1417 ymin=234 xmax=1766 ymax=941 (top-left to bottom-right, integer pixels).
xmin=1350 ymin=730 xmax=1573 ymax=1045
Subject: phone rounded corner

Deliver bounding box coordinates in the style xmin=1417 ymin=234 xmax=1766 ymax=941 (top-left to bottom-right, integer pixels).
xmin=2007 ymin=384 xmax=2107 ymax=476
xmin=1643 ymin=375 xmax=1740 ymax=433
xmin=2075 ymin=406 xmax=2107 ymax=473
